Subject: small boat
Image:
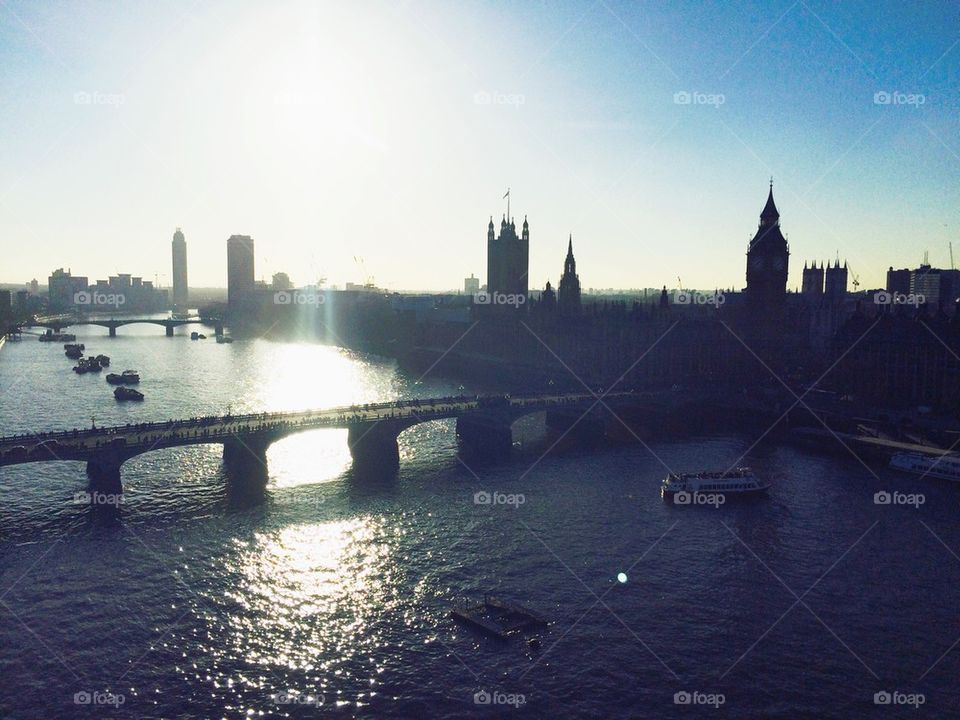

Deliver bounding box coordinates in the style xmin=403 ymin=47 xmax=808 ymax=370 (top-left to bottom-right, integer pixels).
xmin=114 ymin=386 xmax=144 ymax=402
xmin=190 ymin=331 xmax=199 ymax=340
xmin=197 ymin=333 xmax=207 ymax=340
xmin=64 ymin=342 xmax=85 ymax=351
xmin=890 ymin=452 xmax=960 ymax=482
xmin=661 ymin=467 xmax=768 ymax=497
xmin=450 ymin=595 xmax=547 ymax=640
xmin=64 ymin=344 xmax=84 ymax=359
xmin=73 ymin=362 xmax=89 ymax=374
xmin=95 ymin=354 xmax=110 ymax=367
xmin=106 ymin=369 xmax=141 ymax=385
xmin=215 ymin=336 xmax=234 ymax=344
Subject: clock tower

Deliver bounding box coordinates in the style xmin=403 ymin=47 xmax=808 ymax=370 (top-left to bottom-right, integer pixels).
xmin=745 ymin=180 xmax=789 ymax=311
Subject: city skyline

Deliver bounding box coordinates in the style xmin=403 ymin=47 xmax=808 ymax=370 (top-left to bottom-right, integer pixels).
xmin=0 ymin=1 xmax=957 ymax=291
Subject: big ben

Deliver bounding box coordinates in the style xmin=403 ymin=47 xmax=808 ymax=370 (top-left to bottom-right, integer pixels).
xmin=745 ymin=180 xmax=789 ymax=313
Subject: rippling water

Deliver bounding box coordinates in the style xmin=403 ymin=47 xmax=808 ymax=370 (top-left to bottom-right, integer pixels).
xmin=1 ymin=322 xmax=959 ymax=718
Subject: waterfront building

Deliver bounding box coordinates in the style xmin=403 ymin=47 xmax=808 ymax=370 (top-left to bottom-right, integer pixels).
xmin=557 ymin=235 xmax=582 ymax=316
xmin=172 ymin=228 xmax=189 ymax=308
xmin=486 ymin=212 xmax=529 ymax=305
xmin=227 ymin=235 xmax=256 ymax=309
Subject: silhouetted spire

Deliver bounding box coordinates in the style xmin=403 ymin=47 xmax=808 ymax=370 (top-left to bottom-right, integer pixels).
xmin=760 ymin=181 xmax=780 ymax=226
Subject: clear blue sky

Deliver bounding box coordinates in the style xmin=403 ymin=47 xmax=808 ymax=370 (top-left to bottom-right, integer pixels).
xmin=0 ymin=0 xmax=957 ymax=292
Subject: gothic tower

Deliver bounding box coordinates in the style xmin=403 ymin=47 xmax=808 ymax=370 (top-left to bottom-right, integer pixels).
xmin=486 ymin=211 xmax=529 ymax=305
xmin=745 ymin=181 xmax=790 ymax=313
xmin=557 ymin=234 xmax=582 ymax=316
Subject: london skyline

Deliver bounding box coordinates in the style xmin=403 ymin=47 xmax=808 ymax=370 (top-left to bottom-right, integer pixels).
xmin=0 ymin=0 xmax=957 ymax=291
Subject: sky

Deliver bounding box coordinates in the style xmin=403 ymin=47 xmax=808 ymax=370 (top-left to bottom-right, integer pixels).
xmin=0 ymin=0 xmax=958 ymax=293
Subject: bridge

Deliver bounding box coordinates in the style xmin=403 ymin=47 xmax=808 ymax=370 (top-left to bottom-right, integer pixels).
xmin=26 ymin=317 xmax=223 ymax=337
xmin=0 ymin=393 xmax=640 ymax=498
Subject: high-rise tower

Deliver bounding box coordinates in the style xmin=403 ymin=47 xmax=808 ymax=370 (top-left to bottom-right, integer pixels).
xmin=171 ymin=228 xmax=188 ymax=308
xmin=227 ymin=234 xmax=255 ymax=309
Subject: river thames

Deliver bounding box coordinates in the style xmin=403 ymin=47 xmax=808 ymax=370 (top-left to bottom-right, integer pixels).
xmin=0 ymin=322 xmax=958 ymax=718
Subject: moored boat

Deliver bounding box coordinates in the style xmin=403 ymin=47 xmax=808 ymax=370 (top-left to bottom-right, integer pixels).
xmin=114 ymin=386 xmax=144 ymax=401
xmin=890 ymin=452 xmax=960 ymax=482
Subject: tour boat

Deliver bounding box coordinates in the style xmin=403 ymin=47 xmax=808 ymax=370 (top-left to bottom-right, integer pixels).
xmin=890 ymin=452 xmax=960 ymax=482
xmin=661 ymin=467 xmax=768 ymax=496
xmin=64 ymin=344 xmax=83 ymax=359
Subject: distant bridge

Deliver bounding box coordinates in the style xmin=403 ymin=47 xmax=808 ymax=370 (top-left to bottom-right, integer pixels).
xmin=0 ymin=393 xmax=640 ymax=498
xmin=26 ymin=317 xmax=223 ymax=337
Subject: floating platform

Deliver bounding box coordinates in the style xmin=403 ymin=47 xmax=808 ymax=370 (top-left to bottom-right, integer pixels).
xmin=450 ymin=595 xmax=547 ymax=639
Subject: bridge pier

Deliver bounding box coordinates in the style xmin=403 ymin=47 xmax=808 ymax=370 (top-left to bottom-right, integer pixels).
xmin=456 ymin=415 xmax=513 ymax=458
xmin=348 ymin=422 xmax=401 ymax=472
xmin=165 ymin=325 xmax=174 ymax=337
xmin=214 ymin=323 xmax=224 ymax=337
xmin=223 ymin=436 xmax=270 ymax=488
xmin=86 ymin=453 xmax=124 ymax=496
xmin=108 ymin=326 xmax=117 ymax=337
xmin=546 ymin=409 xmax=607 ymax=446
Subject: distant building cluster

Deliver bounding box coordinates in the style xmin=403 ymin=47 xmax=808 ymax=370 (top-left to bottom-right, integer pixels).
xmin=47 ymin=268 xmax=167 ymax=312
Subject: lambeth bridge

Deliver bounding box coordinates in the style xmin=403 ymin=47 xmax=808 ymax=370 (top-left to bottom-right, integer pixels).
xmin=0 ymin=392 xmax=640 ymax=496
xmin=25 ymin=317 xmax=223 ymax=337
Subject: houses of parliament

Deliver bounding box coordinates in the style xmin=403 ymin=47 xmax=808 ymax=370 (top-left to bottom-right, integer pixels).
xmin=409 ymin=183 xmax=957 ymax=411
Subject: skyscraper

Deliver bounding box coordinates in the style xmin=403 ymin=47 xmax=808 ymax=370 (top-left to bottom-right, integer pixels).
xmin=227 ymin=235 xmax=255 ymax=308
xmin=171 ymin=228 xmax=189 ymax=308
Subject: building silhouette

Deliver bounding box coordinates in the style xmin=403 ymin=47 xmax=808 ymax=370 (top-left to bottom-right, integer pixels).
xmin=227 ymin=235 xmax=255 ymax=309
xmin=47 ymin=268 xmax=89 ymax=310
xmin=745 ymin=181 xmax=789 ymax=313
xmin=171 ymin=228 xmax=188 ymax=308
xmin=557 ymin=235 xmax=582 ymax=316
xmin=824 ymin=260 xmax=848 ymax=304
xmin=486 ymin=213 xmax=529 ymax=303
xmin=464 ymin=274 xmax=480 ymax=295
xmin=801 ymin=261 xmax=825 ymax=299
